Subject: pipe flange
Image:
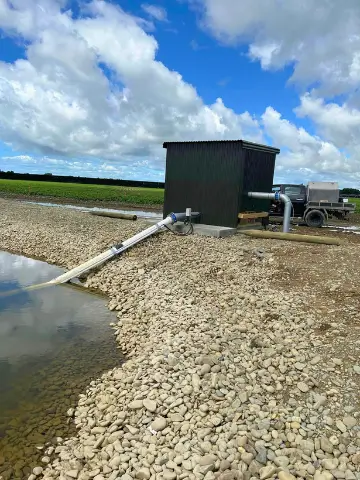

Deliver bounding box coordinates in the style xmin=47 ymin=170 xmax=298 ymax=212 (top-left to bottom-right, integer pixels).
xmin=169 ymin=213 xmax=177 ymax=224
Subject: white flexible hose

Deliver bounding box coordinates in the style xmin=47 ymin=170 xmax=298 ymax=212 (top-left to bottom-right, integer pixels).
xmin=48 ymin=216 xmax=174 ymax=285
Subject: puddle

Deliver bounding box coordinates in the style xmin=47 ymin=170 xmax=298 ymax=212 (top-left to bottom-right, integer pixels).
xmin=0 ymin=251 xmax=122 ymax=480
xmin=325 ymin=225 xmax=360 ymax=235
xmin=23 ymin=201 xmax=163 ymax=219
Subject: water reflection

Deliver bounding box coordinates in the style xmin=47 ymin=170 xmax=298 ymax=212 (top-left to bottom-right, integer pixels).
xmin=0 ymin=252 xmax=111 ymax=361
xmin=0 ymin=251 xmax=123 ymax=480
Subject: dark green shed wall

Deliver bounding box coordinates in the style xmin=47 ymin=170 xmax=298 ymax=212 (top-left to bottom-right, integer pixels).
xmin=163 ymin=140 xmax=279 ymax=228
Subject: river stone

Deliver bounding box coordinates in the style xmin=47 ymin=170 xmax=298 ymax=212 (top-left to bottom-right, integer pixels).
xmin=33 ymin=467 xmax=43 ymax=476
xmin=220 ymin=460 xmax=231 ymax=471
xmin=345 ymin=471 xmax=356 ymax=480
xmin=183 ymin=460 xmax=192 ymax=471
xmin=210 ymin=416 xmax=222 ymax=427
xmin=255 ymin=446 xmax=267 ymax=465
xmin=336 ymin=420 xmax=347 ymax=433
xmin=274 ymin=456 xmax=290 ymax=468
xmin=109 ymin=455 xmax=121 ymax=468
xmin=65 ymin=470 xmax=79 ymax=478
xmin=92 ymin=426 xmax=106 ymax=434
xmin=199 ymin=455 xmax=217 ymax=466
xmin=129 ymin=400 xmax=144 ymax=410
xmin=343 ymin=417 xmax=357 ymax=428
xmin=199 ymin=464 xmax=215 ymax=475
xmin=259 ymin=466 xmax=277 ymax=479
xmin=200 ymin=364 xmax=212 ymax=376
xmin=278 ymin=473 xmax=296 ymax=480
xmin=297 ymin=381 xmax=309 ymax=393
xmin=314 ymin=472 xmax=334 ymax=480
xmin=163 ymin=470 xmax=177 ymax=480
xmin=321 ymin=437 xmax=334 ymax=453
xmin=241 ymin=452 xmax=254 ymax=465
xmin=249 ymin=460 xmax=262 ymax=475
xmin=294 ymin=362 xmax=306 ymax=370
xmin=151 ymin=417 xmax=167 ymax=431
xmin=331 ymin=471 xmax=345 ymax=479
xmin=135 ymin=468 xmax=151 ymax=480
xmin=324 ymin=458 xmax=340 ymax=471
xmin=143 ymin=398 xmax=157 ymax=412
xmin=183 ymin=385 xmax=193 ymax=395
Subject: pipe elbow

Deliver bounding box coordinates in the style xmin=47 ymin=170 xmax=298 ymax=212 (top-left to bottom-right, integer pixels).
xmin=280 ymin=194 xmax=291 ymax=204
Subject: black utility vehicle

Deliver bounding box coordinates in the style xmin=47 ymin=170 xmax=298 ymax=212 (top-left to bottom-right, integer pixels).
xmin=270 ymin=182 xmax=355 ymax=227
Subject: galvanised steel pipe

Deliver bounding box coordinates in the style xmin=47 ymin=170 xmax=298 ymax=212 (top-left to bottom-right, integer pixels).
xmin=247 ymin=191 xmax=292 ymax=233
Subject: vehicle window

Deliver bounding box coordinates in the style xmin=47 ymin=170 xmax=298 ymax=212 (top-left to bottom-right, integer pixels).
xmin=284 ymin=186 xmax=302 ymax=196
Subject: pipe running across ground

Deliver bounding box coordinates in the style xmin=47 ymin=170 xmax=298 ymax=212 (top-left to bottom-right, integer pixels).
xmin=247 ymin=191 xmax=292 ymax=233
xmin=1 ymin=211 xmax=199 ymax=298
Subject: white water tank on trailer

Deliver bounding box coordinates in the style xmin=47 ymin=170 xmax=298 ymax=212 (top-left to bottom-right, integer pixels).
xmin=307 ymin=181 xmax=339 ymax=203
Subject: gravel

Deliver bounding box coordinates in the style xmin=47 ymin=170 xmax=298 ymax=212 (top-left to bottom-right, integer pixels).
xmin=0 ymin=199 xmax=359 ymax=480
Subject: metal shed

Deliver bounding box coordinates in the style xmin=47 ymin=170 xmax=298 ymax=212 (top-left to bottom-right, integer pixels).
xmin=163 ymin=140 xmax=280 ymax=228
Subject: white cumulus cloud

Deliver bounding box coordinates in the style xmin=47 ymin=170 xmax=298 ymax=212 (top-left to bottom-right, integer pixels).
xmin=141 ymin=4 xmax=168 ymax=22
xmin=296 ymin=94 xmax=360 ymax=153
xmin=0 ymin=0 xmax=262 ymax=174
xmin=189 ymin=0 xmax=360 ymax=185
xmin=262 ymin=107 xmax=359 ymax=185
xmin=194 ymin=0 xmax=360 ymax=97
xmin=0 ymin=0 xmax=359 ymax=185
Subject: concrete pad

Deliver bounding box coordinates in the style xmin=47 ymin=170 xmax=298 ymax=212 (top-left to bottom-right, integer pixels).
xmin=144 ymin=219 xmax=237 ymax=238
xmin=172 ymin=223 xmax=237 ymax=238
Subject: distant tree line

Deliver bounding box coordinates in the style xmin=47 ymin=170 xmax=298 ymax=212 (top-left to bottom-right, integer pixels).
xmin=0 ymin=171 xmax=165 ymax=189
xmin=340 ymin=188 xmax=360 ymax=198
xmin=0 ymin=171 xmax=358 ymax=195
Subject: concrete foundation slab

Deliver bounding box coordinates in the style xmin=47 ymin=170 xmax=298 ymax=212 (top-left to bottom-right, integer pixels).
xmin=173 ymin=223 xmax=237 ymax=238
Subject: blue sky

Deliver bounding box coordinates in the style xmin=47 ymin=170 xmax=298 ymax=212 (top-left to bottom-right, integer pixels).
xmin=0 ymin=0 xmax=359 ymax=186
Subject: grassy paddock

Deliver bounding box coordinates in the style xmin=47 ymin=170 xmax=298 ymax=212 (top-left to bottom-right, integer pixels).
xmin=349 ymin=198 xmax=360 ymax=210
xmin=0 ymin=179 xmax=164 ymax=206
xmin=0 ymin=179 xmax=358 ymax=211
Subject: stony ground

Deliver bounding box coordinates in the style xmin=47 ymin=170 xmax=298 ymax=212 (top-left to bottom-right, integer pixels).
xmin=0 ymin=198 xmax=359 ymax=480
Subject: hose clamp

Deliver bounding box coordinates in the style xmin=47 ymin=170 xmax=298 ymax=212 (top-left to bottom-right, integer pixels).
xmin=169 ymin=213 xmax=177 ymax=224
xmin=274 ymin=191 xmax=280 ymax=201
xmin=112 ymin=242 xmax=123 ymax=252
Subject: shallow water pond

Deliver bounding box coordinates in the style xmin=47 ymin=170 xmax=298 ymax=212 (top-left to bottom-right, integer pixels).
xmin=0 ymin=251 xmax=123 ymax=479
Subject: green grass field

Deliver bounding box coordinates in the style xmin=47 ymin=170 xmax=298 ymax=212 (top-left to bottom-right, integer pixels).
xmin=0 ymin=179 xmax=164 ymax=206
xmin=0 ymin=178 xmax=358 ymax=211
xmin=349 ymin=198 xmax=360 ymax=211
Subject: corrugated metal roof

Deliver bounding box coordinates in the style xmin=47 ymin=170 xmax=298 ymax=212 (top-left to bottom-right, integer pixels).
xmin=162 ymin=139 xmax=280 ymax=155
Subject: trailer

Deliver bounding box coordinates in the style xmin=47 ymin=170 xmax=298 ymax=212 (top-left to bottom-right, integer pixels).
xmin=270 ymin=182 xmax=356 ymax=227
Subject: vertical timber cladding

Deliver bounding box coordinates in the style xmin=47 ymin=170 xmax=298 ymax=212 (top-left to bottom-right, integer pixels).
xmin=240 ymin=145 xmax=279 ymax=213
xmin=163 ymin=141 xmax=244 ymax=227
xmin=163 ymin=140 xmax=280 ymax=228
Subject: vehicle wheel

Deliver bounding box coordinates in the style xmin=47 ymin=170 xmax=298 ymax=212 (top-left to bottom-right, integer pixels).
xmin=305 ymin=209 xmax=325 ymax=228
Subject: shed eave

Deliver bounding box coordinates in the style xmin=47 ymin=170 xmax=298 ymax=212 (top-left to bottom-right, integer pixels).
xmin=162 ymin=139 xmax=280 ymax=155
